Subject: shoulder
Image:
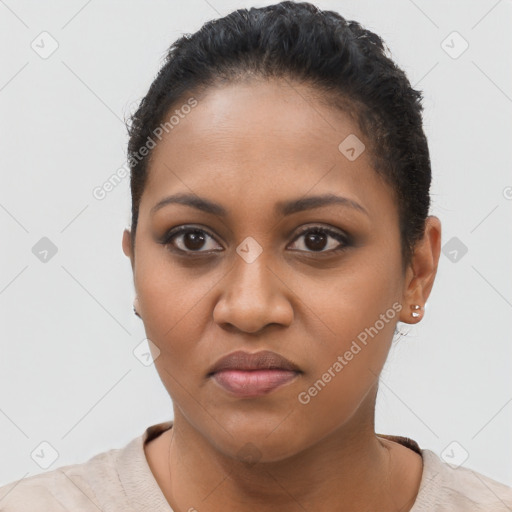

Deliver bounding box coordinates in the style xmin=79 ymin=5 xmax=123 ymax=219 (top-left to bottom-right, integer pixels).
xmin=412 ymin=448 xmax=512 ymax=511
xmin=0 ymin=440 xmax=134 ymax=511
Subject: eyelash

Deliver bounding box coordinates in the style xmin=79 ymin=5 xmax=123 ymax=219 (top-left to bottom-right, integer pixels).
xmin=161 ymin=225 xmax=351 ymax=256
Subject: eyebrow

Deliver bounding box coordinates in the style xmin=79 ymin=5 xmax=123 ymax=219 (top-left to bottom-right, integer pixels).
xmin=150 ymin=192 xmax=369 ymax=217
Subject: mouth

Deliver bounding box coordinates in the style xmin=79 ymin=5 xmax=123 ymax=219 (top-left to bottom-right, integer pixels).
xmin=207 ymin=350 xmax=302 ymax=398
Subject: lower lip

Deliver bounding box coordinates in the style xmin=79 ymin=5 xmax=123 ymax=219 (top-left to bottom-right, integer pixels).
xmin=211 ymin=369 xmax=299 ymax=398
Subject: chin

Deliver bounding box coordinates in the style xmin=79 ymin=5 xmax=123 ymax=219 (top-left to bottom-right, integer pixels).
xmin=202 ymin=414 xmax=314 ymax=464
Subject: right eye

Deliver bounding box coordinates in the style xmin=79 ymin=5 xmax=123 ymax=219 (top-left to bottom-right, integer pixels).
xmin=162 ymin=226 xmax=223 ymax=254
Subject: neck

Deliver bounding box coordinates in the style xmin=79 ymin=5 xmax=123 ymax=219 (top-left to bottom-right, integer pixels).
xmin=151 ymin=395 xmax=418 ymax=511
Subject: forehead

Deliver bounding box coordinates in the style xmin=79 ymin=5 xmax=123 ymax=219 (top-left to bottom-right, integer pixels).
xmin=140 ymin=79 xmax=395 ymax=223
xmin=150 ymin=79 xmax=362 ymax=166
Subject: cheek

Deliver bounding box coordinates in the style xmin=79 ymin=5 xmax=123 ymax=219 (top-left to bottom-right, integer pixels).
xmin=304 ymin=254 xmax=401 ymax=349
xmin=134 ymin=239 xmax=259 ymax=411
xmin=304 ymin=287 xmax=397 ymax=360
xmin=138 ymin=270 xmax=208 ymax=409
xmin=292 ymin=261 xmax=401 ymax=417
xmin=134 ymin=250 xmax=224 ymax=391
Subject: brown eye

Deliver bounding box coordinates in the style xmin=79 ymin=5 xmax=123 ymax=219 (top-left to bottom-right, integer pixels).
xmin=163 ymin=226 xmax=222 ymax=254
xmin=288 ymin=227 xmax=350 ymax=254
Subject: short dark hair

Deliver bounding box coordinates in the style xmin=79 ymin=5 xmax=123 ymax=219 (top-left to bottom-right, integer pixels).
xmin=126 ymin=1 xmax=431 ymax=269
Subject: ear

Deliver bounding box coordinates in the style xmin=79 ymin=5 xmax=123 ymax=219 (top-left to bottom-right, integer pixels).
xmin=399 ymin=216 xmax=442 ymax=324
xmin=122 ymin=228 xmax=134 ymax=270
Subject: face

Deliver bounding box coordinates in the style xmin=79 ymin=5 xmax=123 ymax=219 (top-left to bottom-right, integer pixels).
xmin=123 ymin=78 xmax=435 ymax=461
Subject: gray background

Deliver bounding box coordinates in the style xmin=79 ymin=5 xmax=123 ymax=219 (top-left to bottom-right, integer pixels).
xmin=1 ymin=0 xmax=511 ymax=488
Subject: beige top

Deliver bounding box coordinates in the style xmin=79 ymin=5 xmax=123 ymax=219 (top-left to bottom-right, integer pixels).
xmin=1 ymin=421 xmax=511 ymax=511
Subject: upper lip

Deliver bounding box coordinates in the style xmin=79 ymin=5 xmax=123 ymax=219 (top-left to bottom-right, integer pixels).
xmin=208 ymin=350 xmax=301 ymax=375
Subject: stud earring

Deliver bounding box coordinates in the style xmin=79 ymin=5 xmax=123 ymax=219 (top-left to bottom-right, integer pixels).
xmin=410 ymin=304 xmax=422 ymax=318
xmin=133 ymin=297 xmax=141 ymax=318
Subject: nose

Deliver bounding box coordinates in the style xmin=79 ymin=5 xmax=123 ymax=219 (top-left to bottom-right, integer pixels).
xmin=212 ymin=255 xmax=294 ymax=334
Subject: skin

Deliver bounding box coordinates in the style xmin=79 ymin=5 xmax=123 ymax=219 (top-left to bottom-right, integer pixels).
xmin=122 ymin=77 xmax=441 ymax=512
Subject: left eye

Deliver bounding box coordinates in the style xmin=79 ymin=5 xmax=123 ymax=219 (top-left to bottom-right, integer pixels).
xmin=288 ymin=227 xmax=349 ymax=253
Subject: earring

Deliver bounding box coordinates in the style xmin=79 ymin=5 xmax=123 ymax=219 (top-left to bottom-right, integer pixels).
xmin=410 ymin=304 xmax=422 ymax=318
xmin=133 ymin=297 xmax=141 ymax=318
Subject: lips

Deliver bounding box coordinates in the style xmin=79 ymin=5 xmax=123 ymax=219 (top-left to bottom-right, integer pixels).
xmin=208 ymin=350 xmax=302 ymax=398
xmin=208 ymin=350 xmax=301 ymax=375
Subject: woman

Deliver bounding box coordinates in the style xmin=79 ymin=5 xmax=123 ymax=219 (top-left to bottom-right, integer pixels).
xmin=1 ymin=2 xmax=511 ymax=510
